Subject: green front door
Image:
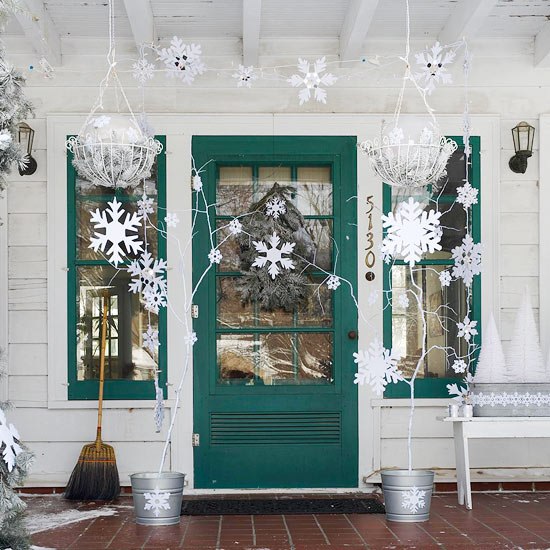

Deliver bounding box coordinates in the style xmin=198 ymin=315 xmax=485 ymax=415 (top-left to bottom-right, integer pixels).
xmin=192 ymin=136 xmax=358 ymax=489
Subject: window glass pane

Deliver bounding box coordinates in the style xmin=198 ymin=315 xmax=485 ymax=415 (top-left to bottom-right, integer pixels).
xmin=216 ymin=221 xmax=241 ymax=272
xmin=217 ymin=166 xmax=254 ymax=215
xmin=76 ymin=266 xmax=158 ymax=381
xmin=305 ymin=219 xmax=333 ymax=271
xmin=217 ymin=332 xmax=333 ymax=385
xmin=296 ymin=166 xmax=332 ymax=215
xmin=391 ymin=265 xmax=468 ymax=380
xmin=439 ymin=148 xmax=467 ymax=196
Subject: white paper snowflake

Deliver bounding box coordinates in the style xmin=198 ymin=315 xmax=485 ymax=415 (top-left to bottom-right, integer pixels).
xmin=414 ymin=42 xmax=455 ymax=95
xmin=402 ymin=486 xmax=426 ymax=513
xmin=452 ymin=359 xmax=468 ymax=374
xmin=456 ymin=182 xmax=478 ymax=209
xmin=447 ymin=373 xmax=474 ymax=403
xmin=158 ymin=37 xmax=205 ymax=85
xmin=457 ymin=316 xmax=478 ymax=342
xmin=252 ymin=232 xmax=296 ymax=279
xmin=398 ymin=293 xmax=410 ymax=309
xmin=143 ymin=488 xmax=171 ymax=517
xmin=232 ymin=64 xmax=258 ymax=88
xmin=439 ymin=270 xmax=451 ymax=288
xmin=143 ymin=325 xmax=160 ymax=353
xmin=143 ymin=287 xmax=167 ymax=314
xmin=137 ymin=194 xmax=155 ymax=217
xmin=381 ymin=198 xmax=442 ymax=266
xmin=128 ymin=251 xmax=168 ymax=303
xmin=0 ymin=409 xmax=22 ymax=472
xmin=287 ymin=57 xmax=337 ymax=105
xmin=265 ymin=197 xmax=287 ymax=219
xmin=353 ymin=338 xmax=403 ymax=396
xmin=132 ymin=57 xmax=155 ymax=85
xmin=208 ymin=248 xmax=222 ymax=264
xmin=192 ymin=174 xmax=203 ymax=192
xmin=165 ymin=213 xmax=179 ymax=227
xmin=185 ymin=331 xmax=198 ymax=346
xmin=368 ymin=290 xmax=379 ymax=305
xmin=229 ymin=218 xmax=242 ymax=235
xmin=89 ymin=198 xmax=143 ymax=266
xmin=326 ymin=275 xmax=341 ymax=290
xmin=451 ymin=233 xmax=482 ymax=287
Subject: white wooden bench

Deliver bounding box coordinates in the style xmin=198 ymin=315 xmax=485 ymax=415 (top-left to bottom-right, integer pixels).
xmin=442 ymin=416 xmax=550 ymax=509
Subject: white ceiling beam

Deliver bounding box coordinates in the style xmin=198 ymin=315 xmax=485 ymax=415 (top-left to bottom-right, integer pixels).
xmin=438 ymin=0 xmax=498 ymax=45
xmin=535 ymin=22 xmax=550 ymax=67
xmin=242 ymin=0 xmax=261 ymax=66
xmin=123 ymin=0 xmax=156 ymax=49
xmin=340 ymin=0 xmax=380 ymax=62
xmin=14 ymin=0 xmax=61 ymax=66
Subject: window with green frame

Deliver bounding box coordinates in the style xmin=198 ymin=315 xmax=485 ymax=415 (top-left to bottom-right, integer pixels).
xmin=67 ymin=136 xmax=167 ymax=400
xmin=383 ymin=137 xmax=481 ymax=398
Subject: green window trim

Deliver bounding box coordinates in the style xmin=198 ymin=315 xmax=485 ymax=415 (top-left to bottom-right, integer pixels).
xmin=383 ymin=136 xmax=481 ymax=398
xmin=67 ymin=135 xmax=167 ymax=400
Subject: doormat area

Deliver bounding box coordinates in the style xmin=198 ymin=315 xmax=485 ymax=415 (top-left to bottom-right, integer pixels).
xmin=181 ymin=497 xmax=385 ymax=515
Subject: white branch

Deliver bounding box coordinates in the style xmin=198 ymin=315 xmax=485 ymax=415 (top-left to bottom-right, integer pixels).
xmin=123 ymin=0 xmax=157 ymax=49
xmin=438 ymin=0 xmax=497 ymax=45
xmin=339 ymin=0 xmax=380 ymax=62
xmin=14 ymin=0 xmax=61 ymax=66
xmin=242 ymin=0 xmax=261 ymax=66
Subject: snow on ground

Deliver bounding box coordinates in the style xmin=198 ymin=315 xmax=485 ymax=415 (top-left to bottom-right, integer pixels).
xmin=26 ymin=507 xmax=119 ymax=534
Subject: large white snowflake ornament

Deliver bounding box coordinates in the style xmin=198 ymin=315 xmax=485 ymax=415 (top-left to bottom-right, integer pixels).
xmin=451 ymin=233 xmax=482 ymax=287
xmin=414 ymin=42 xmax=455 ymax=95
xmin=132 ymin=57 xmax=155 ymax=85
xmin=232 ymin=64 xmax=258 ymax=88
xmin=143 ymin=488 xmax=171 ymax=517
xmin=381 ymin=198 xmax=442 ymax=266
xmin=402 ymin=486 xmax=427 ymax=513
xmin=158 ymin=37 xmax=205 ymax=85
xmin=265 ymin=197 xmax=287 ymax=219
xmin=143 ymin=325 xmax=160 ymax=353
xmin=89 ymin=198 xmax=143 ymax=266
xmin=0 ymin=409 xmax=22 ymax=472
xmin=457 ymin=316 xmax=478 ymax=342
xmin=456 ymin=182 xmax=478 ymax=209
xmin=252 ymin=232 xmax=296 ymax=279
xmin=353 ymin=338 xmax=403 ymax=396
xmin=287 ymin=57 xmax=337 ymax=105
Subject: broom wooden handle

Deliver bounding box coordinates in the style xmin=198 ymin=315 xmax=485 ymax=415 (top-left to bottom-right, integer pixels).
xmin=95 ymin=289 xmax=109 ymax=449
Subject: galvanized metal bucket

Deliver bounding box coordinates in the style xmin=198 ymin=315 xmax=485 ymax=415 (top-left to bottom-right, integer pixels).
xmin=130 ymin=472 xmax=185 ymax=525
xmin=381 ymin=469 xmax=434 ymax=522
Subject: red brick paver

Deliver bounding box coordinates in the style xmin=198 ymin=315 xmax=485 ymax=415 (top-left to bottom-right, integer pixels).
xmin=28 ymin=492 xmax=550 ymax=549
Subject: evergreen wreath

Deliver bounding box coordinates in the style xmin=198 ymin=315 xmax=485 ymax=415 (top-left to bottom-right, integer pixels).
xmin=237 ymin=183 xmax=316 ymax=311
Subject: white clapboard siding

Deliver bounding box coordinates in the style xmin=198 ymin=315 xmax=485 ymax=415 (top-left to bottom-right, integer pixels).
xmin=8 ymin=311 xmax=47 ymax=343
xmin=500 ymin=308 xmax=540 ymax=342
xmin=8 ymin=375 xmax=48 ymax=404
xmin=9 ymin=246 xmax=47 ymax=279
xmin=500 ymin=181 xmax=538 ymax=214
xmin=9 ymin=278 xmax=47 ymax=311
xmin=8 ymin=182 xmax=47 ymax=214
xmin=500 ymin=245 xmax=538 ymax=277
xmin=500 ymin=213 xmax=538 ymax=245
xmin=500 ymin=277 xmax=539 ymax=309
xmin=7 ymin=214 xmax=47 ymax=246
xmin=8 ymin=343 xmax=48 ymax=376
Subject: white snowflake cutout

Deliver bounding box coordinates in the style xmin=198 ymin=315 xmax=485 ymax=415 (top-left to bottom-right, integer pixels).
xmin=447 ymin=373 xmax=474 ymax=403
xmin=158 ymin=37 xmax=205 ymax=84
xmin=232 ymin=64 xmax=258 ymax=88
xmin=381 ymin=198 xmax=442 ymax=266
xmin=132 ymin=57 xmax=155 ymax=85
xmin=143 ymin=287 xmax=167 ymax=314
xmin=137 ymin=194 xmax=155 ymax=217
xmin=368 ymin=290 xmax=379 ymax=305
xmin=143 ymin=325 xmax=160 ymax=353
xmin=265 ymin=197 xmax=287 ymax=219
xmin=0 ymin=409 xmax=22 ymax=472
xmin=208 ymin=248 xmax=222 ymax=264
xmin=398 ymin=293 xmax=410 ymax=309
xmin=287 ymin=57 xmax=337 ymax=105
xmin=252 ymin=232 xmax=296 ymax=279
xmin=456 ymin=182 xmax=478 ymax=209
xmin=192 ymin=174 xmax=203 ymax=192
xmin=439 ymin=270 xmax=451 ymax=288
xmin=128 ymin=251 xmax=168 ymax=300
xmin=402 ymin=486 xmax=426 ymax=513
xmin=452 ymin=359 xmax=467 ymax=374
xmin=89 ymin=198 xmax=143 ymax=266
xmin=185 ymin=331 xmax=198 ymax=346
xmin=457 ymin=316 xmax=478 ymax=342
xmin=164 ymin=213 xmax=179 ymax=227
xmin=414 ymin=42 xmax=455 ymax=95
xmin=353 ymin=338 xmax=403 ymax=396
xmin=451 ymin=233 xmax=482 ymax=287
xmin=229 ymin=218 xmax=243 ymax=235
xmin=326 ymin=275 xmax=341 ymax=290
xmin=143 ymin=488 xmax=171 ymax=517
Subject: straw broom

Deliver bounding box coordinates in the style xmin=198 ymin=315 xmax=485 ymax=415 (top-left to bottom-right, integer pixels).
xmin=65 ymin=290 xmax=120 ymax=500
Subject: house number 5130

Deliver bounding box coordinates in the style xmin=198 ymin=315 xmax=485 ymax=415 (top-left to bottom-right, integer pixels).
xmin=365 ymin=195 xmax=375 ymax=281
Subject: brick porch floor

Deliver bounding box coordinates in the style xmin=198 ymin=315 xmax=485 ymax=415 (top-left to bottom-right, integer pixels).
xmin=27 ymin=492 xmax=550 ymax=549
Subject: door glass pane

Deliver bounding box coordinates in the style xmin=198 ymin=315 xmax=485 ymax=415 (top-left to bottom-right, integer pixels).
xmin=305 ymin=219 xmax=333 ymax=271
xmin=296 ymin=166 xmax=332 ymax=215
xmin=217 ymin=166 xmax=253 ymax=215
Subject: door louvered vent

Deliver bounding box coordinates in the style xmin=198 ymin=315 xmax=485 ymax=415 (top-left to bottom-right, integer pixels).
xmin=210 ymin=412 xmax=341 ymax=445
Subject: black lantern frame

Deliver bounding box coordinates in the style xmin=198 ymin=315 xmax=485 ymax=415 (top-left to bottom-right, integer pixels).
xmin=509 ymin=121 xmax=535 ymax=174
xmin=17 ymin=122 xmax=38 ymax=176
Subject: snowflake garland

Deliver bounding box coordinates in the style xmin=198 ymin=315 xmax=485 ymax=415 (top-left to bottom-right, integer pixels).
xmin=472 ymin=391 xmax=550 ymax=408
xmin=353 ymin=338 xmax=403 ymax=396
xmin=457 ymin=316 xmax=478 ymax=342
xmin=229 ymin=218 xmax=242 ymax=235
xmin=143 ymin=488 xmax=171 ymax=517
xmin=89 ymin=198 xmax=143 ymax=266
xmin=326 ymin=275 xmax=341 ymax=290
xmin=265 ymin=197 xmax=287 ymax=219
xmin=232 ymin=64 xmax=258 ymax=88
xmin=451 ymin=233 xmax=482 ymax=287
xmin=128 ymin=251 xmax=168 ymax=314
xmin=208 ymin=248 xmax=222 ymax=264
xmin=381 ymin=197 xmax=442 ymax=266
xmin=398 ymin=293 xmax=410 ymax=309
xmin=439 ymin=270 xmax=452 ymax=287
xmin=137 ymin=194 xmax=155 ymax=217
xmin=132 ymin=57 xmax=155 ymax=85
xmin=287 ymin=57 xmax=337 ymax=105
xmin=164 ymin=213 xmax=179 ymax=227
xmin=456 ymin=182 xmax=478 ymax=209
xmin=414 ymin=41 xmax=456 ymax=95
xmin=158 ymin=37 xmax=205 ymax=85
xmin=402 ymin=486 xmax=427 ymax=513
xmin=0 ymin=409 xmax=22 ymax=472
xmin=252 ymin=232 xmax=296 ymax=279
xmin=143 ymin=325 xmax=160 ymax=353
xmin=192 ymin=174 xmax=203 ymax=192
xmin=185 ymin=331 xmax=198 ymax=346
xmin=451 ymin=359 xmax=468 ymax=374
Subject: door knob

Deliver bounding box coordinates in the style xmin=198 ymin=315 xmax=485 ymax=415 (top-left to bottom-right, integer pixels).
xmin=347 ymin=330 xmax=357 ymax=340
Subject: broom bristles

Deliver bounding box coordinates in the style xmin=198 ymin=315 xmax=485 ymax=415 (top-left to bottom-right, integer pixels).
xmin=64 ymin=440 xmax=120 ymax=500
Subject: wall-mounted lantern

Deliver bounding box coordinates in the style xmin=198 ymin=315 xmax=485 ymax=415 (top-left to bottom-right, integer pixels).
xmin=17 ymin=122 xmax=37 ymax=176
xmin=509 ymin=121 xmax=535 ymax=174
